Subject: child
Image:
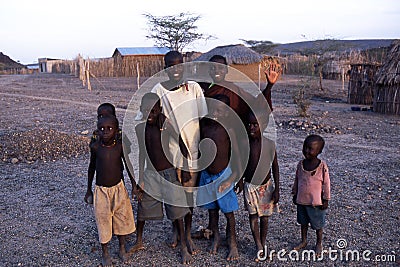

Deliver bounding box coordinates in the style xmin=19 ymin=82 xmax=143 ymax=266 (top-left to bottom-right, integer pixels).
xmin=132 ymin=93 xmax=192 ymax=264
xmin=90 ymin=103 xmax=118 ymax=145
xmin=292 ymin=134 xmax=330 ymax=255
xmin=241 ymin=110 xmax=280 ymax=262
xmin=197 ymin=94 xmax=242 ymax=261
xmin=84 ymin=115 xmax=137 ymax=267
xmin=151 ymin=50 xmax=208 ymax=254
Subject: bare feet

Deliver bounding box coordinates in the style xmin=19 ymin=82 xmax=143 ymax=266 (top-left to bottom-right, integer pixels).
xmin=169 ymin=231 xmax=179 ymax=248
xmin=315 ymin=243 xmax=323 ymax=256
xmin=102 ymin=254 xmax=113 ymax=267
xmin=128 ymin=242 xmax=145 ymax=254
xmin=186 ymin=237 xmax=199 ymax=255
xmin=293 ymin=241 xmax=308 ymax=251
xmin=181 ymin=248 xmax=193 ymax=265
xmin=118 ymin=248 xmax=129 ymax=263
xmin=209 ymin=236 xmax=219 ymax=254
xmin=226 ymin=245 xmax=239 ymax=261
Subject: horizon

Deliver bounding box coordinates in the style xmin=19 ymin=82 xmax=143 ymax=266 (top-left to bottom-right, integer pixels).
xmin=1 ymin=0 xmax=399 ymax=64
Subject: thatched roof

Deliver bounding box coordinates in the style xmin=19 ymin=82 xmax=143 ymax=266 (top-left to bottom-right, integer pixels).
xmin=194 ymin=44 xmax=263 ymax=65
xmin=375 ymin=40 xmax=400 ymax=86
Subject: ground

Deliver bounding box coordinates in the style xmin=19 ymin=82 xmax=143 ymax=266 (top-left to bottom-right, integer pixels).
xmin=0 ymin=73 xmax=398 ymax=266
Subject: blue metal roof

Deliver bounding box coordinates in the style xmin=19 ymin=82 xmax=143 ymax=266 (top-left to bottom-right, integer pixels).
xmin=114 ymin=47 xmax=170 ymax=56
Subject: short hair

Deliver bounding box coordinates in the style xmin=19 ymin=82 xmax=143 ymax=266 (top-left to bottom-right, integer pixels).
xmin=213 ymin=94 xmax=230 ymax=106
xmin=141 ymin=92 xmax=160 ymax=108
xmin=164 ymin=51 xmax=183 ymax=66
xmin=97 ymin=103 xmax=116 ymax=116
xmin=304 ymin=134 xmax=325 ymax=151
xmin=209 ymin=55 xmax=228 ymax=65
xmin=97 ymin=114 xmax=119 ymax=129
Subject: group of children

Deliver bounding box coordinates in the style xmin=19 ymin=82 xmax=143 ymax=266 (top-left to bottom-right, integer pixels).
xmin=84 ymin=51 xmax=331 ymax=266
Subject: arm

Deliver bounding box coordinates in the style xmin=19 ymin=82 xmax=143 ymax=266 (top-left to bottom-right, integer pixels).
xmin=262 ymin=63 xmax=282 ymax=111
xmin=219 ymin=129 xmax=242 ymax=193
xmin=320 ymin=162 xmax=331 ymax=210
xmin=271 ymin=150 xmax=280 ymax=204
xmin=135 ymin=124 xmax=145 ymax=200
xmin=122 ymin=147 xmax=137 ymax=198
xmin=84 ymin=145 xmax=96 ymax=204
xmin=292 ymin=162 xmax=300 ymax=205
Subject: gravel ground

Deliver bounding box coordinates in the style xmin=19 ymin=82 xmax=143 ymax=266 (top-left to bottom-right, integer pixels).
xmin=0 ymin=74 xmax=399 ymax=267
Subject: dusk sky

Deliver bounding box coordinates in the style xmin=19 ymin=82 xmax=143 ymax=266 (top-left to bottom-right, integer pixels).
xmin=1 ymin=0 xmax=399 ymax=64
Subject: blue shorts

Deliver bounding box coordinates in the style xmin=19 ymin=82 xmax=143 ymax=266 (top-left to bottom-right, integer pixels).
xmin=297 ymin=204 xmax=327 ymax=230
xmin=197 ymin=167 xmax=239 ymax=213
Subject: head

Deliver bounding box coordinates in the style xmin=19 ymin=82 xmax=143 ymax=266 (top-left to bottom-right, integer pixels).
xmin=140 ymin=93 xmax=161 ymax=125
xmin=97 ymin=103 xmax=116 ymax=119
xmin=302 ymin=134 xmax=325 ymax=160
xmin=209 ymin=55 xmax=228 ymax=83
xmin=247 ymin=110 xmax=267 ymax=139
xmin=164 ymin=51 xmax=184 ymax=82
xmin=97 ymin=115 xmax=119 ymax=143
xmin=209 ymin=94 xmax=230 ymax=121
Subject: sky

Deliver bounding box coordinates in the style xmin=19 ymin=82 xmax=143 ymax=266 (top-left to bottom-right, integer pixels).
xmin=1 ymin=0 xmax=399 ymax=64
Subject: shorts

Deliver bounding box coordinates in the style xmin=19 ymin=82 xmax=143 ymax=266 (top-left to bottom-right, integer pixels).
xmin=138 ymin=168 xmax=190 ymax=221
xmin=244 ymin=179 xmax=280 ymax=217
xmin=197 ymin=167 xmax=239 ymax=213
xmin=297 ymin=204 xmax=327 ymax=230
xmin=94 ymin=180 xmax=136 ymax=244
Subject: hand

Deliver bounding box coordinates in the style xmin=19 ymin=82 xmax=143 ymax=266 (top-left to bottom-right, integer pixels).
xmin=292 ymin=194 xmax=297 ymax=205
xmin=272 ymin=189 xmax=280 ymax=204
xmin=218 ymin=180 xmax=232 ymax=193
xmin=133 ymin=184 xmax=143 ymax=201
xmin=234 ymin=179 xmax=244 ymax=194
xmin=320 ymin=199 xmax=329 ymax=210
xmin=265 ymin=63 xmax=282 ymax=85
xmin=84 ymin=190 xmax=93 ymax=204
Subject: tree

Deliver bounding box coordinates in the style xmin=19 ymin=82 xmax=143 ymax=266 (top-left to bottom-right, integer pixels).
xmin=143 ymin=12 xmax=214 ymax=51
xmin=240 ymin=39 xmax=279 ymax=54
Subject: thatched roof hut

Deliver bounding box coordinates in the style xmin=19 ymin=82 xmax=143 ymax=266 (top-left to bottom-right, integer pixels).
xmin=194 ymin=44 xmax=273 ymax=81
xmin=348 ymin=63 xmax=381 ymax=105
xmin=374 ymin=40 xmax=400 ymax=115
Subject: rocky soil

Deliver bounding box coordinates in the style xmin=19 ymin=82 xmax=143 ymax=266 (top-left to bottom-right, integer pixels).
xmin=0 ymin=74 xmax=398 ymax=266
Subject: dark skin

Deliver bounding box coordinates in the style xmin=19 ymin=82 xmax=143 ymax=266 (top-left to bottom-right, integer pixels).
xmin=161 ymin=52 xmax=199 ymax=256
xmin=241 ymin=113 xmax=280 ymax=261
xmin=199 ymin=101 xmax=242 ymax=261
xmin=85 ymin=116 xmax=137 ymax=267
xmin=293 ymin=139 xmax=328 ymax=255
xmin=132 ymin=99 xmax=193 ymax=264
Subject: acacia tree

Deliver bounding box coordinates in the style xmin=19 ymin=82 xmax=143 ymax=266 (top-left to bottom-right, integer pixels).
xmin=143 ymin=12 xmax=214 ymax=51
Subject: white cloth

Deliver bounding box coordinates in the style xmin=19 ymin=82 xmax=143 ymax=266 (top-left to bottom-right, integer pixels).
xmin=151 ymin=81 xmax=207 ymax=170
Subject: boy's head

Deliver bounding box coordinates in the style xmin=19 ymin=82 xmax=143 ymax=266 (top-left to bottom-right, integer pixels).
xmin=164 ymin=51 xmax=184 ymax=82
xmin=140 ymin=93 xmax=161 ymax=125
xmin=97 ymin=103 xmax=116 ymax=119
xmin=97 ymin=115 xmax=119 ymax=143
xmin=209 ymin=94 xmax=230 ymax=121
xmin=247 ymin=110 xmax=268 ymax=139
xmin=303 ymin=134 xmax=325 ymax=159
xmin=209 ymin=55 xmax=228 ymax=83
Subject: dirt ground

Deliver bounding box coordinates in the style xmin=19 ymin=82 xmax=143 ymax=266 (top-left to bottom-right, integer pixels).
xmin=0 ymin=73 xmax=399 ymax=267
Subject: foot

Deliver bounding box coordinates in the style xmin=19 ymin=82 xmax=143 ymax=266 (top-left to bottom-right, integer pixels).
xmin=293 ymin=241 xmax=307 ymax=251
xmin=102 ymin=254 xmax=113 ymax=267
xmin=169 ymin=232 xmax=179 ymax=248
xmin=209 ymin=239 xmax=219 ymax=254
xmin=128 ymin=242 xmax=145 ymax=254
xmin=181 ymin=248 xmax=193 ymax=265
xmin=315 ymin=243 xmax=323 ymax=256
xmin=226 ymin=245 xmax=239 ymax=261
xmin=186 ymin=237 xmax=199 ymax=255
xmin=118 ymin=248 xmax=129 ymax=263
xmin=255 ymin=249 xmax=267 ymax=262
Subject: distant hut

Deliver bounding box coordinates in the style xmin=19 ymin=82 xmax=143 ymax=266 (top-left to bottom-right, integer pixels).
xmin=194 ymin=44 xmax=276 ymax=82
xmin=347 ymin=63 xmax=381 ymax=105
xmin=112 ymin=47 xmax=170 ymax=77
xmin=374 ymin=40 xmax=400 ymax=115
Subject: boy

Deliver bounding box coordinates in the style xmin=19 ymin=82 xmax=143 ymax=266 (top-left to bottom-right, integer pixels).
xmin=151 ymin=50 xmax=208 ymax=254
xmin=84 ymin=115 xmax=136 ymax=267
xmin=292 ymin=134 xmax=330 ymax=255
xmin=241 ymin=111 xmax=280 ymax=261
xmin=197 ymin=94 xmax=242 ymax=261
xmin=132 ymin=93 xmax=192 ymax=264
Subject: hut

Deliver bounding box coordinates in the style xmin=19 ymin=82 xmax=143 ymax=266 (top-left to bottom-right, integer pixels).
xmin=193 ymin=44 xmax=277 ymax=82
xmin=347 ymin=63 xmax=381 ymax=105
xmin=112 ymin=47 xmax=170 ymax=77
xmin=374 ymin=40 xmax=400 ymax=115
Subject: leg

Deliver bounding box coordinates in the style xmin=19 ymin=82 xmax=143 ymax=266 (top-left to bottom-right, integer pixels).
xmin=259 ymin=216 xmax=269 ymax=261
xmin=208 ymin=209 xmax=220 ymax=254
xmin=249 ymin=214 xmax=262 ymax=253
xmin=315 ymin=228 xmax=323 ymax=255
xmin=176 ymin=218 xmax=193 ymax=264
xmin=225 ymin=212 xmax=239 ymax=261
xmin=101 ymin=242 xmax=112 ymax=267
xmin=169 ymin=220 xmax=179 ymax=248
xmin=185 ymin=208 xmax=199 ymax=255
xmin=293 ymin=224 xmax=308 ymax=250
xmin=117 ymin=235 xmax=128 ymax=262
xmin=129 ymin=220 xmax=145 ymax=253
